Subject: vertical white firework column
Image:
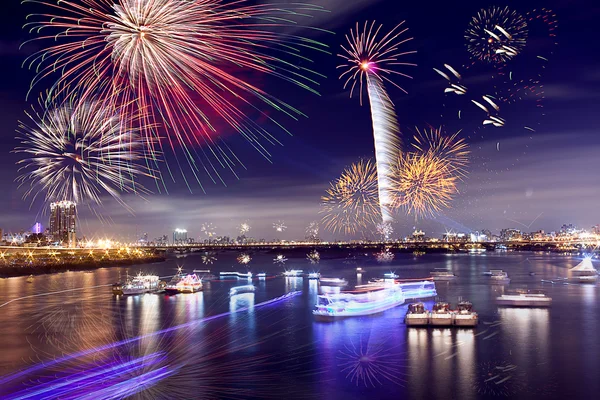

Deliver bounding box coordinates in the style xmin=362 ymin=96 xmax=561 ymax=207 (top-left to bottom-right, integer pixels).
xmin=366 ymin=76 xmax=401 ymax=224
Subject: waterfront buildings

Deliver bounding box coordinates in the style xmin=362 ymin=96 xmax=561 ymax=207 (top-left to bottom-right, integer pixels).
xmin=49 ymin=201 xmax=77 ymax=247
xmin=173 ymin=228 xmax=188 ymax=244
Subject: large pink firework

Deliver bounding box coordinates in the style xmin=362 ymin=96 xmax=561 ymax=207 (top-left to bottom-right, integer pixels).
xmin=22 ymin=0 xmax=327 ymax=188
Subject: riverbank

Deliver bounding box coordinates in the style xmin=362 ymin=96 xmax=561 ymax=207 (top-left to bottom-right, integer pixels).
xmin=0 ymin=255 xmax=166 ymax=278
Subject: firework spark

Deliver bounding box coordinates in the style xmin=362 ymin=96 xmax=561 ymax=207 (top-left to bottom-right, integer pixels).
xmin=338 ymin=21 xmax=416 ymax=223
xmin=465 ymin=6 xmax=529 ymax=64
xmin=273 ymin=221 xmax=287 ymax=233
xmin=305 ymin=221 xmax=320 ymax=241
xmin=14 ymin=95 xmax=149 ymax=211
xmin=320 ymin=159 xmax=381 ymax=235
xmin=376 ymin=222 xmax=394 ymax=240
xmin=237 ymin=253 xmax=251 ymax=265
xmin=273 ymin=254 xmax=287 ymax=265
xmin=201 ymin=223 xmax=217 ymax=238
xmin=306 ymin=250 xmax=320 ymax=264
xmin=238 ymin=222 xmax=251 ymax=235
xmin=375 ymin=248 xmax=394 ymax=263
xmin=202 ymin=252 xmax=217 ymax=265
xmin=412 ymin=127 xmax=470 ymax=176
xmin=22 ymin=0 xmax=328 ymax=187
xmin=337 ymin=339 xmax=406 ymax=387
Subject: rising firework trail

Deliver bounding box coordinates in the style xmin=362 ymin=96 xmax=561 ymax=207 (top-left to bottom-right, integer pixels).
xmin=22 ymin=0 xmax=329 ymax=189
xmin=14 ymin=94 xmax=150 ymax=211
xmin=338 ymin=21 xmax=416 ymax=224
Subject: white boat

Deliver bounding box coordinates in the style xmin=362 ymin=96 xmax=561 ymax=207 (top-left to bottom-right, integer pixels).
xmin=488 ymin=270 xmax=511 ymax=284
xmin=220 ymin=271 xmax=252 ymax=280
xmin=497 ymin=291 xmax=552 ymax=307
xmin=283 ymin=270 xmax=304 ymax=278
xmin=308 ymin=272 xmax=321 ymax=280
xmin=230 ymin=285 xmax=255 ymax=296
xmin=122 ymin=274 xmax=160 ymax=295
xmin=453 ymin=301 xmax=478 ymax=326
xmin=313 ymin=283 xmax=405 ymax=320
xmin=320 ymin=277 xmax=347 ymax=286
xmin=569 ymin=258 xmax=598 ymax=283
xmin=397 ymin=280 xmax=437 ymax=300
xmin=430 ymin=268 xmax=457 ymax=281
xmin=356 ymin=267 xmax=365 ymax=273
xmin=257 ymin=272 xmax=267 ymax=279
xmin=193 ymin=269 xmax=217 ymax=280
xmin=176 ymin=273 xmax=203 ymax=293
xmin=469 ymin=247 xmax=486 ymax=254
xmin=430 ymin=302 xmax=453 ymax=326
xmin=405 ymin=303 xmax=429 ymax=326
xmin=384 ymin=272 xmax=399 ymax=279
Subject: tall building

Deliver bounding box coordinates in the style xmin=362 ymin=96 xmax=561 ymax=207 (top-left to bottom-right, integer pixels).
xmin=173 ymin=229 xmax=188 ymax=244
xmin=49 ymin=201 xmax=77 ymax=247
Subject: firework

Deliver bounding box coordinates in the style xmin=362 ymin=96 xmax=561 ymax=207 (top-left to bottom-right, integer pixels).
xmin=338 ymin=21 xmax=416 ymax=223
xmin=472 ymin=361 xmax=524 ymax=397
xmin=375 ymin=248 xmax=394 ymax=263
xmin=465 ymin=6 xmax=528 ymax=64
xmin=23 ymin=0 xmax=328 ymax=186
xmin=238 ymin=222 xmax=251 ymax=235
xmin=273 ymin=254 xmax=287 ymax=265
xmin=412 ymin=127 xmax=470 ymax=176
xmin=273 ymin=221 xmax=287 ymax=233
xmin=201 ymin=223 xmax=217 ymax=238
xmin=376 ymin=222 xmax=394 ymax=240
xmin=202 ymin=252 xmax=217 ymax=265
xmin=434 ymin=64 xmax=467 ymax=95
xmin=306 ymin=250 xmax=320 ymax=264
xmin=305 ymin=221 xmax=320 ymax=241
xmin=320 ymin=159 xmax=381 ymax=235
xmin=237 ymin=253 xmax=251 ymax=265
xmin=14 ymin=95 xmax=149 ymax=210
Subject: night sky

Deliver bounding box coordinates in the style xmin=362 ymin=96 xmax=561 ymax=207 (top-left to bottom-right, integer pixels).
xmin=0 ymin=0 xmax=599 ymax=242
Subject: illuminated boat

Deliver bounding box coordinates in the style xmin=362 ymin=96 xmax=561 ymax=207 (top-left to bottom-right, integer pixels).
xmin=430 ymin=268 xmax=457 ymax=281
xmin=496 ymin=291 xmax=552 ymax=307
xmin=429 ymin=302 xmax=453 ymax=326
xmin=468 ymin=247 xmax=486 ymax=254
xmin=356 ymin=267 xmax=365 ymax=273
xmin=111 ymin=282 xmax=124 ymax=295
xmin=26 ymin=275 xmax=34 ymax=283
xmin=453 ymin=301 xmax=478 ymax=326
xmin=313 ymin=283 xmax=405 ymax=321
xmin=283 ymin=270 xmax=304 ymax=278
xmin=193 ymin=269 xmax=217 ymax=280
xmin=122 ymin=274 xmax=160 ymax=295
xmin=397 ymin=280 xmax=437 ymax=300
xmin=384 ymin=272 xmax=399 ymax=279
xmin=220 ymin=271 xmax=252 ymax=280
xmin=405 ymin=303 xmax=429 ymax=326
xmin=569 ymin=258 xmax=598 ymax=283
xmin=488 ymin=270 xmax=510 ymax=284
xmin=320 ymin=277 xmax=347 ymax=286
xmin=165 ymin=271 xmax=186 ymax=294
xmin=308 ymin=272 xmax=321 ymax=280
xmin=257 ymin=272 xmax=267 ymax=279
xmin=229 ymin=285 xmax=255 ymax=296
xmin=176 ymin=273 xmax=203 ymax=293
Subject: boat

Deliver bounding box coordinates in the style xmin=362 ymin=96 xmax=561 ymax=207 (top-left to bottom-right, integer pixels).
xmin=257 ymin=272 xmax=267 ymax=279
xmin=122 ymin=274 xmax=161 ymax=295
xmin=230 ymin=285 xmax=255 ymax=296
xmin=453 ymin=301 xmax=478 ymax=326
xmin=320 ymin=277 xmax=347 ymax=286
xmin=468 ymin=247 xmax=486 ymax=254
xmin=165 ymin=271 xmax=186 ymax=294
xmin=569 ymin=258 xmax=598 ymax=283
xmin=283 ymin=270 xmax=304 ymax=278
xmin=26 ymin=275 xmax=34 ymax=283
xmin=313 ymin=283 xmax=405 ymax=321
xmin=356 ymin=267 xmax=365 ymax=273
xmin=308 ymin=272 xmax=321 ymax=280
xmin=384 ymin=272 xmax=399 ymax=279
xmin=488 ymin=270 xmax=511 ymax=284
xmin=497 ymin=291 xmax=552 ymax=307
xmin=112 ymin=282 xmax=124 ymax=295
xmin=495 ymin=244 xmax=507 ymax=251
xmin=193 ymin=269 xmax=217 ymax=280
xmin=429 ymin=302 xmax=453 ymax=326
xmin=397 ymin=280 xmax=437 ymax=300
xmin=430 ymin=268 xmax=457 ymax=281
xmin=405 ymin=303 xmax=429 ymax=326
xmin=220 ymin=271 xmax=252 ymax=280
xmin=176 ymin=273 xmax=203 ymax=293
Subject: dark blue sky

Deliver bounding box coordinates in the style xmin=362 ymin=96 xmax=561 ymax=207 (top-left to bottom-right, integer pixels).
xmin=1 ymin=0 xmax=599 ymax=241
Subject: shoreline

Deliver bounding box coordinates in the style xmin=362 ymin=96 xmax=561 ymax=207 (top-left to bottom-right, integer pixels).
xmin=0 ymin=256 xmax=166 ymax=278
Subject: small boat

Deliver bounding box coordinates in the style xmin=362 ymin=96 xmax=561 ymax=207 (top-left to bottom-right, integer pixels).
xmin=384 ymin=272 xmax=399 ymax=279
xmin=257 ymin=272 xmax=267 ymax=279
xmin=430 ymin=302 xmax=453 ymax=326
xmin=230 ymin=285 xmax=255 ymax=296
xmin=320 ymin=277 xmax=347 ymax=286
xmin=469 ymin=247 xmax=486 ymax=254
xmin=405 ymin=302 xmax=429 ymax=326
xmin=430 ymin=268 xmax=457 ymax=281
xmin=26 ymin=275 xmax=34 ymax=283
xmin=356 ymin=267 xmax=365 ymax=273
xmin=112 ymin=282 xmax=124 ymax=295
xmin=453 ymin=301 xmax=478 ymax=326
xmin=308 ymin=272 xmax=321 ymax=280
xmin=397 ymin=280 xmax=437 ymax=300
xmin=220 ymin=271 xmax=253 ymax=280
xmin=488 ymin=270 xmax=511 ymax=284
xmin=497 ymin=291 xmax=552 ymax=307
xmin=569 ymin=258 xmax=598 ymax=283
xmin=176 ymin=273 xmax=203 ymax=293
xmin=283 ymin=270 xmax=304 ymax=278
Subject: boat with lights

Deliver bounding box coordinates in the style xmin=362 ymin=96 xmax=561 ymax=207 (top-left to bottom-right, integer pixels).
xmin=488 ymin=270 xmax=511 ymax=284
xmin=405 ymin=302 xmax=429 ymax=326
xmin=430 ymin=268 xmax=457 ymax=281
xmin=283 ymin=270 xmax=304 ymax=278
xmin=122 ymin=274 xmax=160 ymax=295
xmin=229 ymin=285 xmax=255 ymax=296
xmin=453 ymin=301 xmax=479 ymax=326
xmin=308 ymin=272 xmax=321 ymax=280
xmin=320 ymin=277 xmax=347 ymax=286
xmin=569 ymin=258 xmax=598 ymax=283
xmin=220 ymin=271 xmax=252 ymax=280
xmin=193 ymin=269 xmax=217 ymax=280
xmin=176 ymin=273 xmax=203 ymax=293
xmin=430 ymin=302 xmax=453 ymax=326
xmin=496 ymin=291 xmax=552 ymax=307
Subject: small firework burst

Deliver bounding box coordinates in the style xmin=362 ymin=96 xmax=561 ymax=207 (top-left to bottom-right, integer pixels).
xmin=273 ymin=254 xmax=288 ymax=265
xmin=202 ymin=252 xmax=217 ymax=265
xmin=465 ymin=6 xmax=529 ymax=64
xmin=337 ymin=338 xmax=407 ymax=387
xmin=273 ymin=221 xmax=287 ymax=233
xmin=237 ymin=253 xmax=251 ymax=265
xmin=412 ymin=127 xmax=470 ymax=177
xmin=306 ymin=250 xmax=320 ymax=264
xmin=238 ymin=222 xmax=251 ymax=235
xmin=376 ymin=222 xmax=394 ymax=240
xmin=305 ymin=221 xmax=320 ymax=241
xmin=201 ymin=223 xmax=217 ymax=238
xmin=375 ymin=248 xmax=394 ymax=263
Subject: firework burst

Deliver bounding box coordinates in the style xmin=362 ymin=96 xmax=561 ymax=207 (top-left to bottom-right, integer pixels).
xmin=202 ymin=252 xmax=217 ymax=265
xmin=238 ymin=222 xmax=251 ymax=235
xmin=237 ymin=253 xmax=251 ymax=265
xmin=412 ymin=127 xmax=470 ymax=177
xmin=338 ymin=21 xmax=416 ymax=223
xmin=376 ymin=222 xmax=394 ymax=240
xmin=306 ymin=250 xmax=320 ymax=264
xmin=14 ymin=95 xmax=150 ymax=211
xmin=22 ymin=0 xmax=328 ymax=187
xmin=273 ymin=221 xmax=287 ymax=233
xmin=273 ymin=254 xmax=287 ymax=265
xmin=305 ymin=221 xmax=320 ymax=241
xmin=320 ymin=159 xmax=381 ymax=235
xmin=375 ymin=248 xmax=394 ymax=263
xmin=201 ymin=223 xmax=217 ymax=238
xmin=465 ymin=6 xmax=529 ymax=64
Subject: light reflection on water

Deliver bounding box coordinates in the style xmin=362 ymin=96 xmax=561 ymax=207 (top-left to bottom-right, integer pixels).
xmin=0 ymin=252 xmax=598 ymax=398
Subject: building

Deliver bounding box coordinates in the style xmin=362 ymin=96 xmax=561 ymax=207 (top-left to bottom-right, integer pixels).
xmin=31 ymin=222 xmax=43 ymax=235
xmin=49 ymin=201 xmax=77 ymax=247
xmin=500 ymin=228 xmax=522 ymax=241
xmin=173 ymin=229 xmax=188 ymax=244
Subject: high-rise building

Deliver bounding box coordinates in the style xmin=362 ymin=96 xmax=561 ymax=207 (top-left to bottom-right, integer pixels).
xmin=49 ymin=201 xmax=77 ymax=247
xmin=32 ymin=222 xmax=43 ymax=234
xmin=173 ymin=229 xmax=188 ymax=244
